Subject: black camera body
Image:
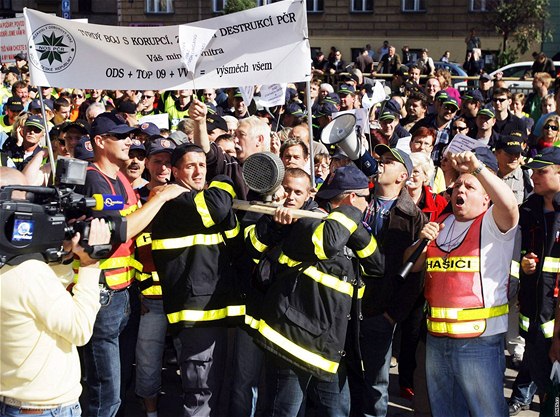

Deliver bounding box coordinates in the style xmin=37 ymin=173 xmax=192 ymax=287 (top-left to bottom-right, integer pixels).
xmin=0 ymin=158 xmax=127 ymax=267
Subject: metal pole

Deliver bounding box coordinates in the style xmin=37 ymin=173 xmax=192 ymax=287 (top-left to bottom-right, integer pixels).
xmin=38 ymin=89 xmax=57 ymax=185
xmin=305 ymin=81 xmax=315 ymax=186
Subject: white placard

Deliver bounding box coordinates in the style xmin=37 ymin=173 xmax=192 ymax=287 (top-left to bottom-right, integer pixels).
xmin=239 ymin=86 xmax=255 ymax=106
xmin=395 ymin=136 xmax=412 ymax=154
xmin=138 ymin=113 xmax=169 ymax=130
xmin=23 ymin=0 xmax=310 ymax=90
xmin=445 ymin=134 xmax=486 ymax=155
xmin=259 ymin=84 xmax=287 ymax=107
xmin=0 ymin=17 xmax=27 ymax=64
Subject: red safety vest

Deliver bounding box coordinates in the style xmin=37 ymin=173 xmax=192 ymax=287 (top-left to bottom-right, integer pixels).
xmin=425 ymin=212 xmax=508 ymax=338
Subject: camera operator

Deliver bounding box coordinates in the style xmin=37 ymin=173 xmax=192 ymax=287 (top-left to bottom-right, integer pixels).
xmin=0 ymin=214 xmax=111 ymax=416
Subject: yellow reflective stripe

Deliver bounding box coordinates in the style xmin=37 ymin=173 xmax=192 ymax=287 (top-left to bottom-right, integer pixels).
xmin=209 ymin=180 xmax=236 ymax=199
xmin=542 ymin=320 xmax=555 ymax=338
xmin=224 ymin=221 xmax=241 ymax=239
xmin=426 ymin=256 xmax=480 ymax=272
xmin=311 ymin=223 xmax=328 ymax=260
xmin=167 ymin=305 xmax=245 ymax=323
xmin=429 ymin=303 xmax=508 ymax=321
xmin=543 ymin=257 xmax=560 ymax=273
xmin=152 ymin=233 xmax=223 ymax=250
xmin=136 ymin=233 xmax=152 ymax=247
xmin=194 ymin=191 xmax=215 ymax=228
xmin=120 ymin=204 xmax=138 ymax=217
xmin=519 ymin=314 xmax=530 ymax=332
xmin=510 ymin=260 xmax=520 ymax=279
xmin=357 ymin=285 xmax=365 ymax=299
xmin=245 ymin=314 xmax=260 ymax=329
xmin=278 ymin=253 xmax=302 ymax=268
xmin=256 ymin=319 xmax=339 ymax=374
xmin=244 ymin=224 xmax=256 ymax=240
xmin=327 ymin=211 xmax=358 ymax=234
xmin=355 ymin=235 xmax=377 ymax=258
xmin=248 ymin=225 xmax=268 ymax=254
xmin=105 ymin=269 xmax=136 ymax=287
xmin=303 ymin=266 xmax=354 ymax=297
xmin=427 ymin=319 xmax=486 ymax=335
xmin=99 ymin=255 xmax=141 ymax=271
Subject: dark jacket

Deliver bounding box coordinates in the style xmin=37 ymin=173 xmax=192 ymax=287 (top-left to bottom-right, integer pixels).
xmin=363 ymin=190 xmax=427 ymax=322
xmin=518 ymin=193 xmax=560 ymax=341
xmin=251 ymin=205 xmax=384 ymax=381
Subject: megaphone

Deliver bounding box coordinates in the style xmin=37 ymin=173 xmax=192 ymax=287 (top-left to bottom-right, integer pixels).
xmin=320 ymin=113 xmax=361 ymax=160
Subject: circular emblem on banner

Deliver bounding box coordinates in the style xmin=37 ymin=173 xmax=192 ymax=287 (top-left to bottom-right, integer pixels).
xmin=29 ymin=24 xmax=76 ymax=73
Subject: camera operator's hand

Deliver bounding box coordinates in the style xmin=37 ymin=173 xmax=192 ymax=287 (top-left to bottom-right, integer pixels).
xmin=72 ymin=218 xmax=111 ymax=267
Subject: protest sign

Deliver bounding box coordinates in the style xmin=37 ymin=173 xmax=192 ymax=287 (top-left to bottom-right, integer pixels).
xmin=258 ymin=84 xmax=287 ymax=107
xmin=23 ymin=0 xmax=310 ymax=90
xmin=1 ymin=17 xmax=29 ymax=63
xmin=445 ymin=134 xmax=484 ymax=155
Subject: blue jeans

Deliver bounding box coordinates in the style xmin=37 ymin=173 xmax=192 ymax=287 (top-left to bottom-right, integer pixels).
xmin=426 ymin=333 xmax=508 ymax=417
xmin=177 ymin=326 xmax=228 ymax=417
xmin=349 ymin=313 xmax=395 ymax=417
xmin=82 ymin=289 xmax=130 ymax=417
xmin=0 ymin=402 xmax=81 ymax=416
xmin=229 ymin=328 xmax=264 ymax=417
xmin=135 ymin=297 xmax=168 ymax=399
xmin=263 ymin=354 xmax=350 ymax=417
xmin=510 ymin=363 xmax=538 ymax=405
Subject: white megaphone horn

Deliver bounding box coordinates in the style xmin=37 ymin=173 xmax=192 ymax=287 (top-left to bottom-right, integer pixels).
xmin=320 ymin=113 xmax=361 ymax=160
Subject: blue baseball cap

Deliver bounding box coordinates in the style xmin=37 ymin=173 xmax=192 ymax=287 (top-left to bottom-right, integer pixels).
xmin=472 ymin=146 xmax=498 ymax=173
xmin=91 ymin=113 xmax=139 ymax=138
xmin=137 ymin=122 xmax=161 ymax=137
xmin=74 ymin=136 xmax=95 ymax=161
xmin=146 ymin=136 xmax=176 ymax=156
xmin=316 ymin=165 xmax=370 ymax=200
xmin=375 ymin=144 xmax=413 ymax=177
xmin=523 ymin=147 xmax=560 ymax=170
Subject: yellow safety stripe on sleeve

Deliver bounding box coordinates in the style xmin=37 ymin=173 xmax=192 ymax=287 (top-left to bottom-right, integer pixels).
xmin=244 ymin=224 xmax=256 ymax=240
xmin=244 ymin=314 xmax=260 ymax=329
xmin=120 ymin=203 xmax=139 ymax=217
xmin=167 ymin=305 xmax=245 ymax=323
xmin=136 ymin=233 xmax=152 ymax=247
xmin=543 ymin=257 xmax=560 ymax=273
xmin=355 ymin=235 xmax=378 ymax=259
xmin=429 ymin=303 xmax=508 ymax=321
xmin=519 ymin=314 xmax=530 ymax=332
xmin=426 ymin=256 xmax=480 ymax=272
xmin=224 ymin=221 xmax=241 ymax=239
xmin=510 ymin=260 xmax=520 ymax=279
xmin=208 ymin=180 xmax=237 ymax=199
xmin=357 ymin=285 xmax=365 ymax=299
xmin=327 ymin=211 xmax=358 ymax=234
xmin=194 ymin=191 xmax=215 ymax=228
xmin=99 ymin=255 xmax=143 ymax=272
xmin=303 ymin=266 xmax=354 ymax=297
xmin=247 ymin=225 xmax=268 ymax=254
xmin=152 ymin=233 xmax=223 ymax=250
xmin=278 ymin=252 xmax=302 ymax=268
xmin=311 ymin=223 xmax=328 ymax=260
xmin=542 ymin=320 xmax=555 ymax=338
xmin=427 ymin=319 xmax=486 ymax=335
xmin=256 ymin=319 xmax=339 ymax=375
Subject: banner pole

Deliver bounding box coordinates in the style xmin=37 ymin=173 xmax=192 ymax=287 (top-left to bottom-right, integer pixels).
xmin=38 ymin=89 xmax=56 ymax=185
xmin=305 ymin=81 xmax=315 ymax=186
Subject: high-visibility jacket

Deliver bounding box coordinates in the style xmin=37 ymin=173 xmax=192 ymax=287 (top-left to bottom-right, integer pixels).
xmin=151 ymin=176 xmax=243 ymax=332
xmin=167 ymin=104 xmax=189 ymax=131
xmin=0 ymin=115 xmax=12 ymax=134
xmin=135 ymin=232 xmax=161 ymax=298
xmin=518 ymin=194 xmax=559 ymax=340
xmin=73 ymin=166 xmax=140 ymax=290
xmin=252 ymin=205 xmax=384 ymax=382
xmin=425 ymin=213 xmax=508 ymax=338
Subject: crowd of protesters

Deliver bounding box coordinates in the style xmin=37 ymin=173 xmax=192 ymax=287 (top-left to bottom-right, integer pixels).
xmin=0 ymin=40 xmax=560 ymax=417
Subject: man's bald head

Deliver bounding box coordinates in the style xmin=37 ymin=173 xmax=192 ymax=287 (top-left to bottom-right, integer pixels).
xmin=0 ymin=167 xmax=27 ymax=187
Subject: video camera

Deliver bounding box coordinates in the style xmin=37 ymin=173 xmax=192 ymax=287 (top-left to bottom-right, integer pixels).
xmin=0 ymin=158 xmax=127 ymax=267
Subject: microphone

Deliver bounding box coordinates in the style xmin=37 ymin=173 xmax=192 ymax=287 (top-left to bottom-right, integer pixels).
xmin=92 ymin=194 xmax=125 ymax=211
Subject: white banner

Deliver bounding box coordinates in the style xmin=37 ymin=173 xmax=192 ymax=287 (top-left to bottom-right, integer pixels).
xmin=1 ymin=17 xmax=29 ymax=63
xmin=258 ymin=84 xmax=287 ymax=107
xmin=23 ymin=0 xmax=310 ymax=90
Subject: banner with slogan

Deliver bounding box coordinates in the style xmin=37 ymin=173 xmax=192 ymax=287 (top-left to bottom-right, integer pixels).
xmin=1 ymin=17 xmax=30 ymax=63
xmin=24 ymin=8 xmax=215 ymax=90
xmin=23 ymin=0 xmax=310 ymax=90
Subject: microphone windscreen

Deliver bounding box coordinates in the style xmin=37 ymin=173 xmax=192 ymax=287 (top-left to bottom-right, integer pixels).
xmin=92 ymin=194 xmax=125 ymax=211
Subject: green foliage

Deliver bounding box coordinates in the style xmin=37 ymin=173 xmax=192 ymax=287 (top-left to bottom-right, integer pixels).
xmin=487 ymin=0 xmax=550 ymax=65
xmin=223 ymin=0 xmax=257 ymax=14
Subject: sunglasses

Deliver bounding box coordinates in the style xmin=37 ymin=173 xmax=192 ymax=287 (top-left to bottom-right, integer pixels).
xmin=452 ymin=125 xmax=468 ymax=131
xmin=493 ymin=97 xmax=508 ymax=103
xmin=72 ymin=94 xmax=83 ymax=99
xmin=141 ymin=95 xmax=154 ymax=99
xmin=354 ymin=192 xmax=372 ymax=203
xmin=544 ymin=124 xmax=559 ymax=131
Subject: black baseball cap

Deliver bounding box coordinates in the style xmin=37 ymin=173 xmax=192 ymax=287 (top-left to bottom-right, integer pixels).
xmin=375 ymin=144 xmax=413 ymax=177
xmin=523 ymin=147 xmax=560 ymax=170
xmin=316 ymin=165 xmax=369 ymax=200
xmin=90 ymin=113 xmax=139 ymax=138
xmin=146 ymin=136 xmax=176 ymax=156
xmin=170 ymin=143 xmax=204 ymax=167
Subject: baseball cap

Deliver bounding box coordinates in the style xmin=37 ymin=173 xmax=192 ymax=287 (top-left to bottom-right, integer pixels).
xmin=523 ymin=147 xmax=560 ymax=170
xmin=375 ymin=144 xmax=413 ymax=177
xmin=495 ymin=132 xmax=524 ymax=155
xmin=14 ymin=52 xmax=27 ymax=61
xmin=129 ymin=139 xmax=146 ymax=153
xmin=25 ymin=115 xmax=45 ymax=131
xmin=315 ymin=165 xmax=370 ymax=200
xmin=285 ymin=103 xmax=305 ymax=117
xmin=324 ymin=93 xmax=340 ymax=106
xmin=462 ymin=90 xmax=484 ymax=103
xmin=477 ymin=106 xmax=496 ymax=118
xmin=435 ymin=91 xmax=449 ymax=102
xmin=74 ymin=136 xmax=95 ymax=161
xmin=91 ymin=113 xmax=139 ymax=137
xmin=314 ymin=102 xmax=338 ymax=118
xmin=472 ymin=146 xmax=498 ymax=173
xmin=207 ymin=114 xmax=228 ymax=133
xmin=137 ymin=122 xmax=161 ymax=137
xmin=6 ymin=97 xmax=23 ymax=112
xmin=378 ymin=110 xmax=398 ymax=122
xmin=117 ymin=100 xmax=137 ymax=115
xmin=61 ymin=119 xmax=90 ymax=135
xmin=146 ymin=136 xmax=176 ymax=156
xmin=168 ymin=130 xmax=189 ymax=146
xmin=443 ymin=98 xmax=460 ymax=110
xmin=338 ymin=84 xmax=356 ymax=96
xmin=29 ymin=98 xmax=54 ymax=112
xmin=480 ymin=73 xmax=493 ymax=81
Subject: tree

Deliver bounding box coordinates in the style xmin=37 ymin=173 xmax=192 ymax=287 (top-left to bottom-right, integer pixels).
xmin=223 ymin=0 xmax=257 ymax=14
xmin=487 ymin=0 xmax=550 ymax=66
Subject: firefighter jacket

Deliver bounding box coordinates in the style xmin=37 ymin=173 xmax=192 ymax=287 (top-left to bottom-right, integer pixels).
xmin=250 ymin=205 xmax=384 ymax=382
xmin=518 ymin=193 xmax=560 ymax=340
xmin=151 ymin=176 xmax=243 ymax=332
xmin=135 ymin=232 xmax=161 ymax=299
xmin=425 ymin=212 xmax=509 ymax=338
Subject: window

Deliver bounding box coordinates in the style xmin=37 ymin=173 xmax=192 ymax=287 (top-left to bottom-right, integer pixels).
xmin=307 ymin=0 xmax=324 ymax=12
xmin=146 ymin=0 xmax=173 ymax=13
xmin=213 ymin=0 xmax=226 ymax=13
xmin=470 ymin=0 xmax=489 ymax=12
xmin=257 ymin=0 xmax=281 ymax=5
xmin=351 ymin=0 xmax=373 ymax=12
xmin=402 ymin=0 xmax=425 ymax=12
